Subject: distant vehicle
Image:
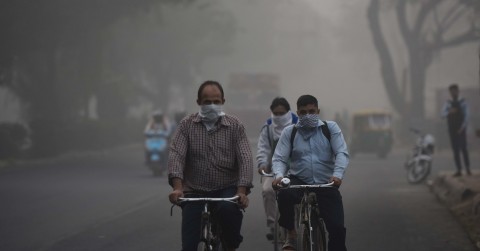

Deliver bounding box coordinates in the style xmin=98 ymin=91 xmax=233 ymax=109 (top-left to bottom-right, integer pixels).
xmin=404 ymin=128 xmax=435 ymax=184
xmin=227 ymin=73 xmax=281 ymax=138
xmin=349 ymin=110 xmax=393 ymax=158
xmin=144 ymin=130 xmax=168 ymax=176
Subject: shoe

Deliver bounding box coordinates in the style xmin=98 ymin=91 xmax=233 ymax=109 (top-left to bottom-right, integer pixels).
xmin=266 ymin=227 xmax=274 ymax=241
xmin=282 ymin=237 xmax=297 ymax=250
xmin=466 ymin=170 xmax=472 ymax=176
xmin=452 ymin=171 xmax=461 ymax=177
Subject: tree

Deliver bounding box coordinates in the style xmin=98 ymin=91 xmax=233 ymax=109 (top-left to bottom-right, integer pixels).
xmin=367 ymin=0 xmax=479 ymax=122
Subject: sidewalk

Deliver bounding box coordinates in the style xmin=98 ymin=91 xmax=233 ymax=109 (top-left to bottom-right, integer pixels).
xmin=430 ymin=170 xmax=480 ymax=250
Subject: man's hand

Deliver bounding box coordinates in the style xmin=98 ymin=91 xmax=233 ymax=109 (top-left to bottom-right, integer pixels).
xmin=449 ymin=107 xmax=458 ymax=114
xmin=169 ymin=189 xmax=184 ymax=205
xmin=329 ymin=176 xmax=342 ymax=187
xmin=236 ymin=193 xmax=249 ymax=209
xmin=236 ymin=186 xmax=249 ymax=209
xmin=271 ymin=177 xmax=283 ymax=190
xmin=258 ymin=166 xmax=271 ymax=175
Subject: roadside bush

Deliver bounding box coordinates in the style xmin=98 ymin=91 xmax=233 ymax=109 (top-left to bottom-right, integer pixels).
xmin=0 ymin=123 xmax=28 ymax=159
xmin=28 ymin=118 xmax=144 ymax=158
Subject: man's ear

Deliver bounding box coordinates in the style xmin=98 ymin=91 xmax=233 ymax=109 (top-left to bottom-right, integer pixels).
xmin=222 ymin=98 xmax=225 ymax=105
xmin=196 ymin=99 xmax=201 ymax=105
xmin=317 ymin=108 xmax=321 ymax=114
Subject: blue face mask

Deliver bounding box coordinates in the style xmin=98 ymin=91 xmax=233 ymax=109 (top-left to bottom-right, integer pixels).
xmin=298 ymin=114 xmax=319 ymax=128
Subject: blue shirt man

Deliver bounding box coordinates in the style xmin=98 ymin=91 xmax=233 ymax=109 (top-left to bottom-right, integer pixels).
xmin=272 ymin=94 xmax=349 ymax=251
xmin=440 ymin=83 xmax=471 ymax=176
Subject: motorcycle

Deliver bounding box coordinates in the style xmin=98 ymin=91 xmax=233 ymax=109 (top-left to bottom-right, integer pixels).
xmin=404 ymin=128 xmax=435 ymax=184
xmin=145 ymin=130 xmax=169 ymax=176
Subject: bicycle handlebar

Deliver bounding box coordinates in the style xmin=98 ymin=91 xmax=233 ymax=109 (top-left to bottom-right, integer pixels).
xmin=287 ymin=182 xmax=335 ymax=188
xmin=178 ymin=196 xmax=240 ymax=203
xmin=277 ymin=177 xmax=334 ymax=189
xmin=260 ymin=169 xmax=274 ymax=177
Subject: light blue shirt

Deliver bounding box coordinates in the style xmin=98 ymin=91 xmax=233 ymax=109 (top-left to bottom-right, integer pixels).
xmin=272 ymin=120 xmax=349 ymax=184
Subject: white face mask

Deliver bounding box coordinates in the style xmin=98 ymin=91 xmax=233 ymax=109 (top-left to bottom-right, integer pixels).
xmin=272 ymin=111 xmax=291 ymax=127
xmin=271 ymin=111 xmax=292 ymax=139
xmin=199 ymin=104 xmax=224 ymax=122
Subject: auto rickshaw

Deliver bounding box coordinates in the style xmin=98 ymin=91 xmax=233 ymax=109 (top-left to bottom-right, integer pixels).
xmin=349 ymin=110 xmax=393 ymax=158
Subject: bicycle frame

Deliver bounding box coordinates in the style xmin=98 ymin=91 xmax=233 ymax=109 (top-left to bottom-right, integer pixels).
xmin=260 ymin=170 xmax=286 ymax=251
xmin=177 ymin=196 xmax=239 ymax=251
xmin=283 ymin=181 xmax=333 ymax=251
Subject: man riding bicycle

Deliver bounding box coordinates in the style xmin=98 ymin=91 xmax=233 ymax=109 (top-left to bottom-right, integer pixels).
xmin=256 ymin=97 xmax=297 ymax=240
xmin=272 ymin=95 xmax=349 ymax=251
xmin=168 ymin=80 xmax=253 ymax=251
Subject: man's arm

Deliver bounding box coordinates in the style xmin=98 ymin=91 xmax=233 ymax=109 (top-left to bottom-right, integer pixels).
xmin=329 ymin=122 xmax=349 ymax=185
xmin=167 ymin=121 xmax=188 ymax=204
xmin=256 ymin=125 xmax=272 ymax=174
xmin=234 ymin=123 xmax=253 ymax=208
xmin=440 ymin=101 xmax=450 ymax=118
xmin=272 ymin=125 xmax=293 ymax=180
xmin=460 ymin=100 xmax=470 ymax=132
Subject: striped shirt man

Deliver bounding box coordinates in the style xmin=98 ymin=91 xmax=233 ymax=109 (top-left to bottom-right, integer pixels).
xmin=168 ymin=113 xmax=253 ymax=192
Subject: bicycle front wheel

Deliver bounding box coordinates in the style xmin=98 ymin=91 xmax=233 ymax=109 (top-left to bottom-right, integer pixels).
xmin=297 ymin=218 xmax=327 ymax=251
xmin=197 ymin=241 xmax=208 ymax=251
xmin=311 ymin=218 xmax=327 ymax=251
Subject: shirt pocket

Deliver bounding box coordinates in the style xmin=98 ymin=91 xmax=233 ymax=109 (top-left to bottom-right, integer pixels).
xmin=312 ymin=138 xmax=333 ymax=161
xmin=214 ymin=140 xmax=235 ymax=170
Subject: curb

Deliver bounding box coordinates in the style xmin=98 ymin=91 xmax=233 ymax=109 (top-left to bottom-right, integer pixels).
xmin=430 ymin=172 xmax=480 ymax=249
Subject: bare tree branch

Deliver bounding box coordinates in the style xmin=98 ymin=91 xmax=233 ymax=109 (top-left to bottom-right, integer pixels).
xmin=413 ymin=0 xmax=441 ymax=35
xmin=441 ymin=3 xmax=469 ymax=31
xmin=440 ymin=27 xmax=479 ymax=48
xmin=396 ymin=0 xmax=413 ymax=46
xmin=368 ymin=0 xmax=406 ymax=115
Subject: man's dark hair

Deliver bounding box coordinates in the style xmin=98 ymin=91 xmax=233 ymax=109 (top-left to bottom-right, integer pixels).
xmin=197 ymin=80 xmax=224 ymax=100
xmin=449 ymin=83 xmax=459 ymax=91
xmin=297 ymin=94 xmax=318 ymax=109
xmin=270 ymin=97 xmax=290 ymax=111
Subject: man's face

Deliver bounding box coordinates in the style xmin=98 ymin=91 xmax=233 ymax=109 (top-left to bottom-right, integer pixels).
xmin=449 ymin=88 xmax=459 ymax=100
xmin=297 ymin=104 xmax=319 ymax=116
xmin=272 ymin=105 xmax=288 ymax=116
xmin=197 ymin=85 xmax=224 ymax=106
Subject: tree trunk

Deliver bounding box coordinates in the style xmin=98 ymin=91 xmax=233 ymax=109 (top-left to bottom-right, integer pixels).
xmin=367 ymin=0 xmax=407 ymax=116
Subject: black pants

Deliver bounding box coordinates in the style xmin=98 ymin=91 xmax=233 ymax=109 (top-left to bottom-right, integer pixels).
xmin=449 ymin=129 xmax=470 ymax=172
xmin=277 ymin=177 xmax=347 ymax=251
xmin=181 ymin=186 xmax=243 ymax=251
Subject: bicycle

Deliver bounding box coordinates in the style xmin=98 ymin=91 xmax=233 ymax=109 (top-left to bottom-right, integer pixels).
xmin=277 ymin=177 xmax=334 ymax=251
xmin=175 ymin=196 xmax=239 ymax=251
xmin=261 ymin=170 xmax=287 ymax=251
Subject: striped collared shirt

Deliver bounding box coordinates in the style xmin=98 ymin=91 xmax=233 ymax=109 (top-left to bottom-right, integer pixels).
xmin=168 ymin=113 xmax=253 ymax=192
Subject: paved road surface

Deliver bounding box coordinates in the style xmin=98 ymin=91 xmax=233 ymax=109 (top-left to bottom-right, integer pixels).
xmin=0 ymin=144 xmax=477 ymax=251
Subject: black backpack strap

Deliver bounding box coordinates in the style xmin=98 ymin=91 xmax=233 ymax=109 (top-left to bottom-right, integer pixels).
xmin=289 ymin=121 xmax=331 ymax=158
xmin=289 ymin=126 xmax=297 ymax=158
xmin=321 ymin=120 xmax=331 ymax=142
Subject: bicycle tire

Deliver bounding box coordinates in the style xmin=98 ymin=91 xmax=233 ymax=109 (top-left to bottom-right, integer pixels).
xmin=311 ymin=215 xmax=327 ymax=251
xmin=197 ymin=241 xmax=208 ymax=251
xmin=273 ymin=206 xmax=286 ymax=251
xmin=296 ymin=222 xmax=309 ymax=251
xmin=407 ymin=160 xmax=431 ymax=184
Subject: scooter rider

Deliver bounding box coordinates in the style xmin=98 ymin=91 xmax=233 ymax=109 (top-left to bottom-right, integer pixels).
xmin=144 ymin=111 xmax=171 ymax=164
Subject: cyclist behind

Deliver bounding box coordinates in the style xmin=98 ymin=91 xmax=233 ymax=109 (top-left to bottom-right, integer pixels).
xmin=168 ymin=80 xmax=253 ymax=251
xmin=144 ymin=110 xmax=171 ymax=163
xmin=256 ymin=97 xmax=298 ymax=240
xmin=272 ymin=95 xmax=349 ymax=251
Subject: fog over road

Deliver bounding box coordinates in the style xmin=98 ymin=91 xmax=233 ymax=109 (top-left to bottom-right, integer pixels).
xmin=0 ymin=144 xmax=477 ymax=251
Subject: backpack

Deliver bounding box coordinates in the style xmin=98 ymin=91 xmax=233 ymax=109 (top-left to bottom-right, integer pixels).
xmin=289 ymin=121 xmax=331 ymax=157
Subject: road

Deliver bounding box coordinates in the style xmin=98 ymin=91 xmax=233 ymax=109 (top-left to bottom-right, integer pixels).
xmin=0 ymin=143 xmax=477 ymax=251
